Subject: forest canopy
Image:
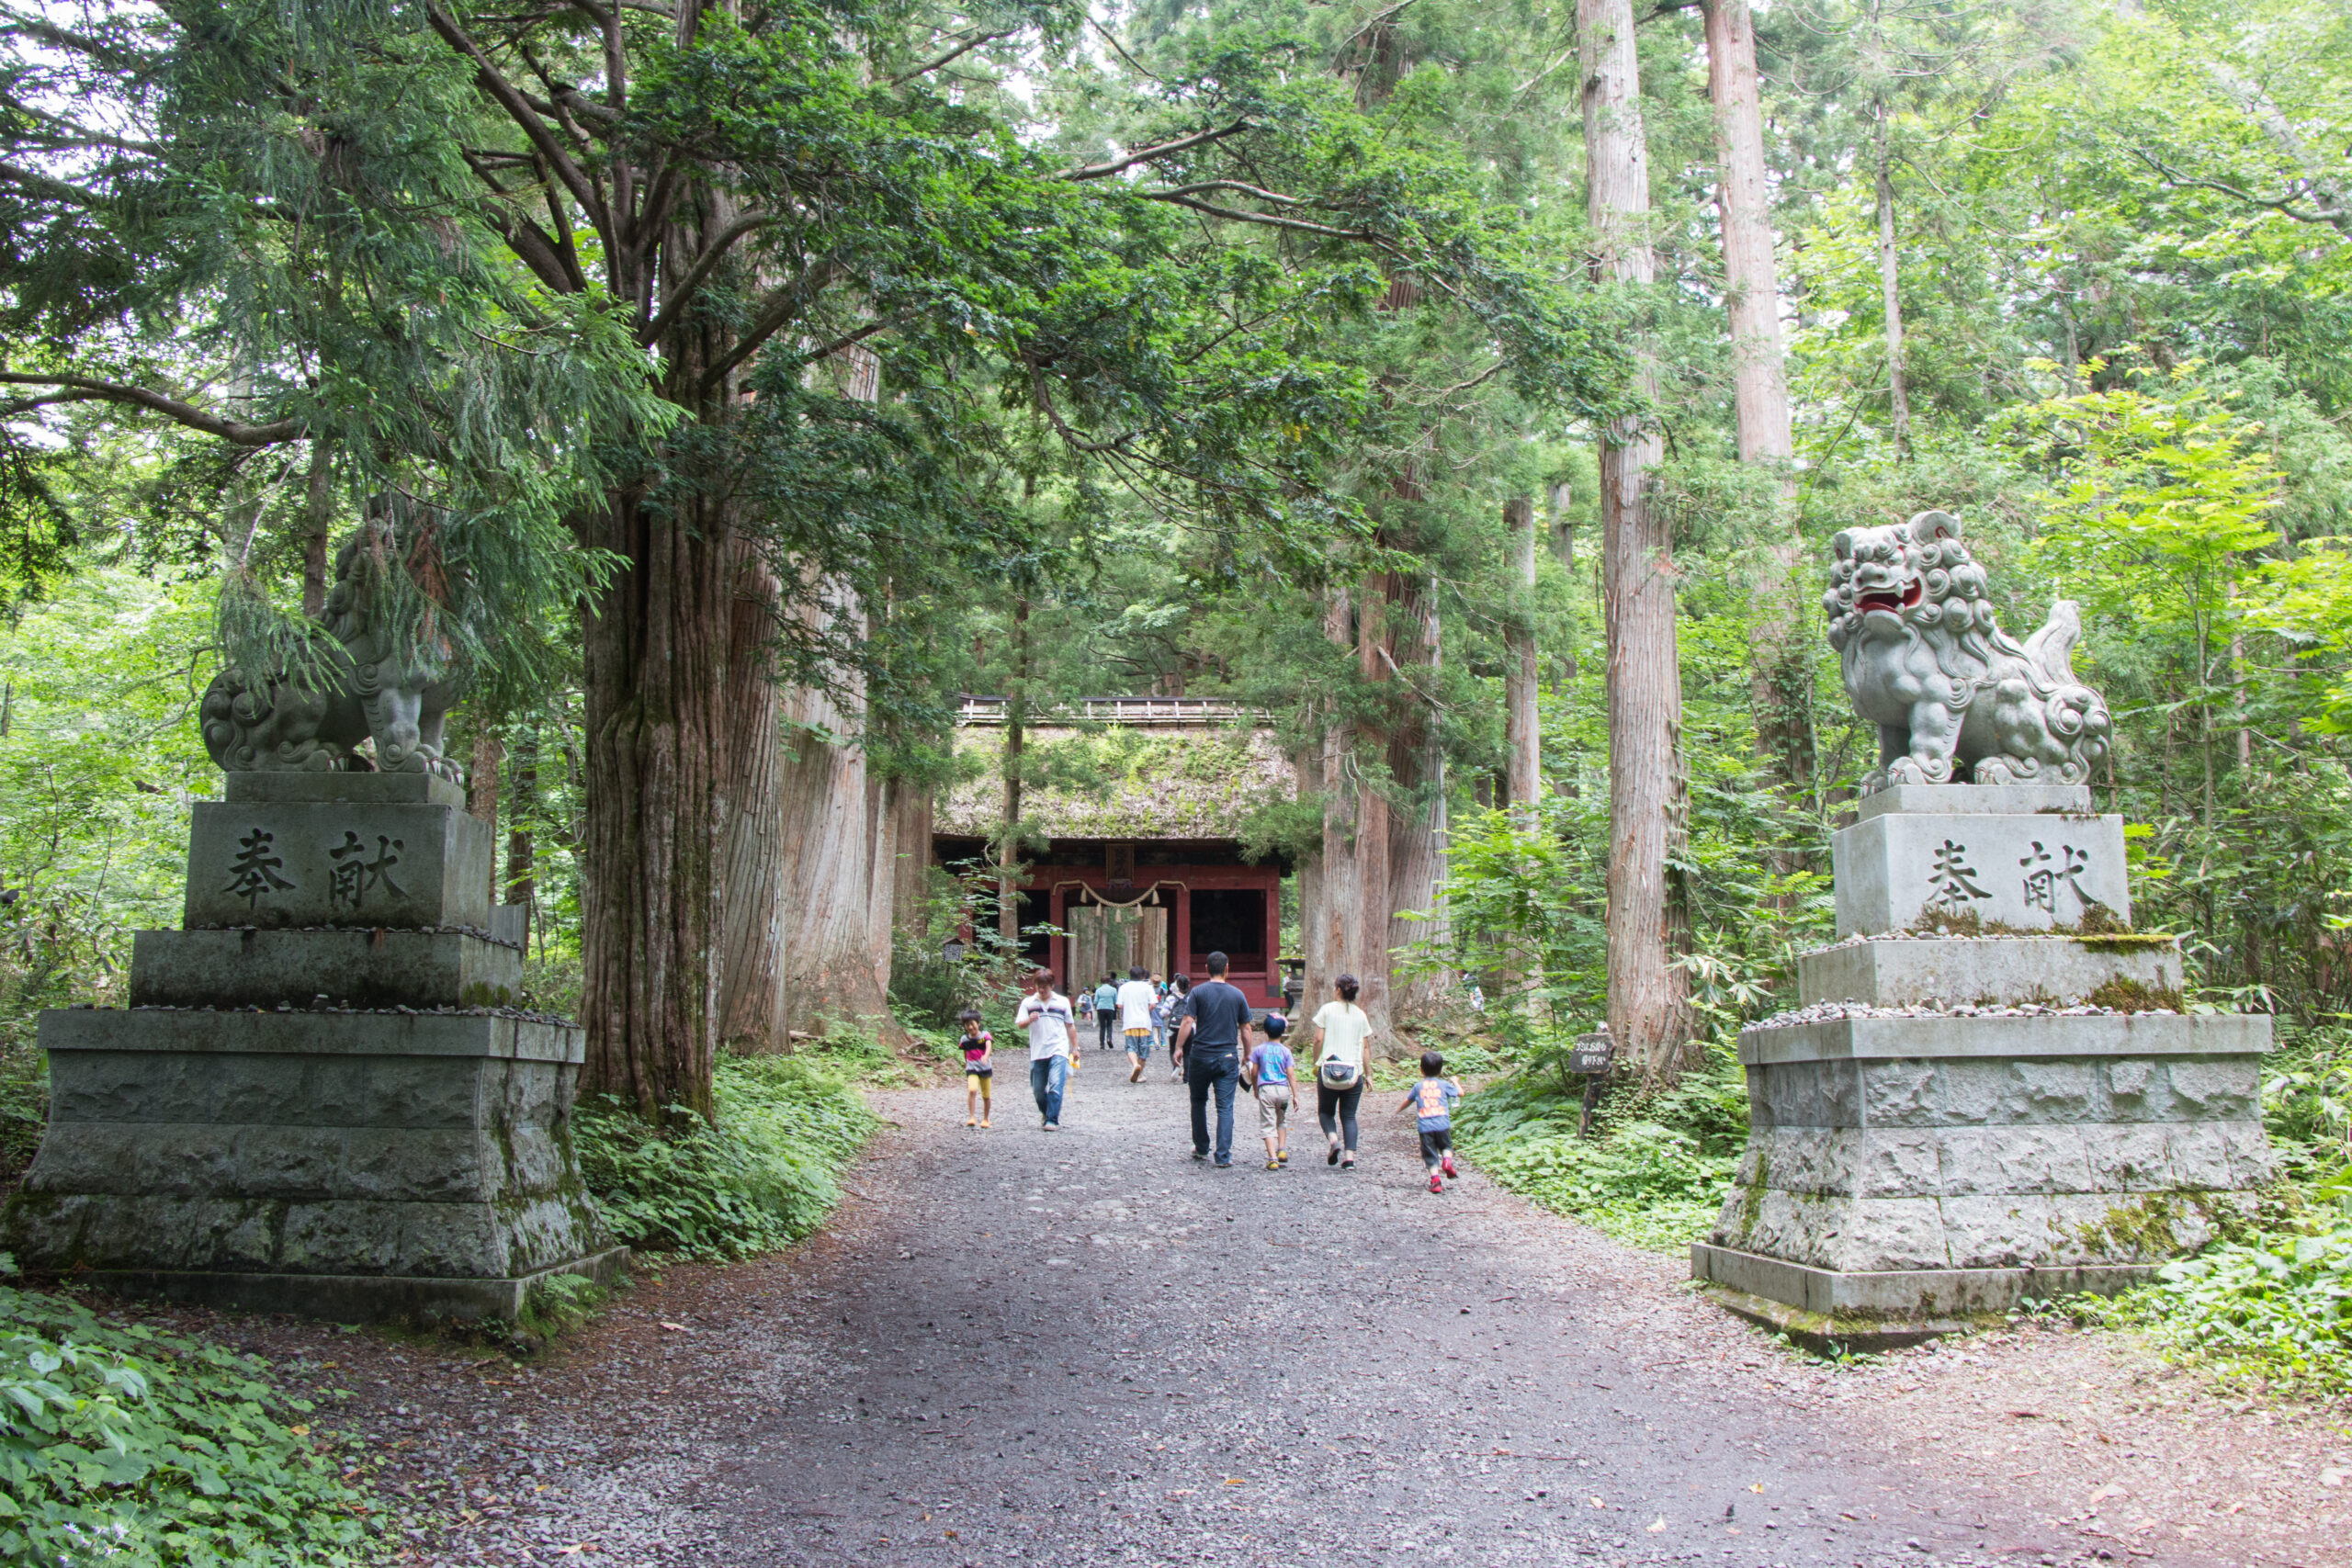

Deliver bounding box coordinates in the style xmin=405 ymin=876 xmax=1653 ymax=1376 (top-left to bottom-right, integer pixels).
xmin=4 ymin=0 xmax=2352 ymax=1107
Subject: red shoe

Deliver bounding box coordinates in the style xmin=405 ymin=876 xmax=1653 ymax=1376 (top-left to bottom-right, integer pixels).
xmin=1429 ymin=1173 xmax=1443 ymax=1193
xmin=1441 ymin=1153 xmax=1458 ymax=1179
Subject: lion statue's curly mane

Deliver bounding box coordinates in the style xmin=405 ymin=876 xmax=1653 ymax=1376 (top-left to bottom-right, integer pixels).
xmin=1825 ymin=510 xmax=2110 ymax=795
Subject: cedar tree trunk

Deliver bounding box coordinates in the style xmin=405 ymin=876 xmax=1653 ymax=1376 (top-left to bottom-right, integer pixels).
xmin=1582 ymin=0 xmax=1694 ymax=1079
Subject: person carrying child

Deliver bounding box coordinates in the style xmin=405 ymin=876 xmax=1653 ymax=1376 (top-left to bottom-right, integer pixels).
xmin=1244 ymin=1013 xmax=1296 ymax=1170
xmin=958 ymin=1010 xmax=993 ymax=1129
xmin=1399 ymin=1050 xmax=1463 ymax=1193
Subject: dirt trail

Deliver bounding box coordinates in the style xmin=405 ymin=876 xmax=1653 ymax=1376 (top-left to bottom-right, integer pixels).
xmin=165 ymin=1057 xmax=2348 ymax=1566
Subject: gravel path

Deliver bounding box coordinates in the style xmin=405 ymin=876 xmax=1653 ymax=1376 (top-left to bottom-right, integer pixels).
xmin=135 ymin=1058 xmax=2348 ymax=1567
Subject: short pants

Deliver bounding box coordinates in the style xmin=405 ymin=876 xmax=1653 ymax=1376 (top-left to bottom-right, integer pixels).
xmin=1257 ymin=1083 xmax=1293 ymax=1133
xmin=1418 ymin=1125 xmax=1453 ymax=1167
xmin=1125 ymin=1028 xmax=1152 ymax=1058
xmin=965 ymin=1066 xmax=992 ymax=1093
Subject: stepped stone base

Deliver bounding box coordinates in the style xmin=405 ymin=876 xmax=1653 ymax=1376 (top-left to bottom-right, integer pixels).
xmin=1690 ymin=1244 xmax=2153 ymax=1351
xmin=1695 ymin=783 xmax=2274 ymax=1342
xmin=6 ymin=770 xmax=616 ymax=1323
xmin=69 ymin=1247 xmax=630 ymax=1325
xmin=7 ymin=1008 xmax=610 ymax=1319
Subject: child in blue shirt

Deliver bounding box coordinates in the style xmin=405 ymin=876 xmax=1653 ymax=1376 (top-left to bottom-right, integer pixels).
xmin=1245 ymin=1014 xmax=1295 ymax=1170
xmin=1398 ymin=1049 xmax=1463 ymax=1192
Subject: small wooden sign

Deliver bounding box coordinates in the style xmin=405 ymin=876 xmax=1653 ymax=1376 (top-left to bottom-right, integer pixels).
xmin=1568 ymin=1031 xmax=1613 ymax=1077
xmin=1106 ymin=842 xmax=1136 ymax=886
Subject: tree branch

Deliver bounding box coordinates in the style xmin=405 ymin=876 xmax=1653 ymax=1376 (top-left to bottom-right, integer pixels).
xmin=0 ymin=159 xmax=103 ymax=209
xmin=1141 ymin=193 xmax=1381 ymax=243
xmin=1062 ymin=120 xmax=1252 ymax=182
xmin=693 ymin=255 xmax=845 ymax=393
xmin=639 ymin=213 xmax=781 ymax=345
xmin=0 ymin=372 xmax=301 ymax=445
xmin=420 ymin=0 xmax=614 ymax=251
xmin=1027 ymin=363 xmax=1136 ymax=453
xmin=889 ymin=28 xmax=1014 ymax=85
xmin=2131 ymin=147 xmax=2350 ymax=232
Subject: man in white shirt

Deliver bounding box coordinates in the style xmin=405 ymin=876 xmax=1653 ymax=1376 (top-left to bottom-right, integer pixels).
xmin=1013 ymin=967 xmax=1077 ymax=1130
xmin=1114 ymin=964 xmax=1159 ymax=1083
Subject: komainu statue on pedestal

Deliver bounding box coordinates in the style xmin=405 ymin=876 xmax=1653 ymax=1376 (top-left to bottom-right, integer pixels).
xmin=199 ymin=526 xmax=465 ymax=780
xmin=1826 ymin=509 xmax=2111 ymax=795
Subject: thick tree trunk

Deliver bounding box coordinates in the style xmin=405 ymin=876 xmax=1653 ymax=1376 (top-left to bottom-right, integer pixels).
xmin=715 ymin=545 xmax=787 ymax=1052
xmin=774 ymin=591 xmax=897 ymax=1042
xmin=1704 ymin=0 xmax=1811 ymax=793
xmin=756 ymin=343 xmax=902 ymax=1044
xmin=1873 ymin=100 xmax=1911 ymax=459
xmin=890 ymin=781 xmax=935 ymax=936
xmin=1503 ymin=495 xmax=1542 ymax=809
xmin=1313 ymin=581 xmax=1396 ymax=1043
xmin=578 ymin=489 xmax=730 ymax=1123
xmin=1386 ymin=570 xmax=1448 ymax=1016
xmin=1583 ymin=0 xmax=1694 ymax=1080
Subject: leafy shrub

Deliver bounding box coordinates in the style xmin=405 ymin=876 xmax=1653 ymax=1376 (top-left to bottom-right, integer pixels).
xmin=1454 ymin=1066 xmax=1741 ymax=1253
xmin=0 ymin=1287 xmax=373 ymax=1565
xmin=2072 ymin=1217 xmax=2352 ymax=1395
xmin=575 ymin=1055 xmax=878 ymax=1261
xmin=888 ymin=935 xmax=987 ymax=1032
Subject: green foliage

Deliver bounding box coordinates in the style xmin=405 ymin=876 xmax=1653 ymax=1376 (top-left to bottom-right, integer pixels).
xmin=2073 ymin=1221 xmax=2352 ymax=1397
xmin=574 ymin=1056 xmax=879 ymax=1262
xmin=0 ymin=1288 xmax=374 ymax=1565
xmin=1452 ymin=1043 xmax=1749 ymax=1253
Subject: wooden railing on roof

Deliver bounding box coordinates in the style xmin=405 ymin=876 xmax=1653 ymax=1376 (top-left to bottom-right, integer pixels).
xmin=956 ymin=695 xmax=1261 ymax=728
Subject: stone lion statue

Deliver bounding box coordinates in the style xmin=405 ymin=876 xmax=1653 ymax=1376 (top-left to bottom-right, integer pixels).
xmin=199 ymin=528 xmax=465 ymax=780
xmin=1825 ymin=510 xmax=2111 ymax=795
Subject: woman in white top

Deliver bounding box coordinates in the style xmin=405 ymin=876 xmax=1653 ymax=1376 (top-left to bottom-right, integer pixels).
xmin=1311 ymin=973 xmax=1373 ymax=1169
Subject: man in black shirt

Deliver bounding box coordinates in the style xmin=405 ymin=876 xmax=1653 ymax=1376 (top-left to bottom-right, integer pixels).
xmin=1172 ymin=950 xmax=1256 ymax=1168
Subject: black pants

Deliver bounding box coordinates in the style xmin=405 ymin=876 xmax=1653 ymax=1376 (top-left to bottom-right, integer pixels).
xmin=1187 ymin=1052 xmax=1240 ymax=1162
xmin=1099 ymin=1012 xmax=1115 ymax=1049
xmin=1419 ymin=1126 xmax=1454 ymax=1169
xmin=1317 ymin=1079 xmax=1363 ymax=1152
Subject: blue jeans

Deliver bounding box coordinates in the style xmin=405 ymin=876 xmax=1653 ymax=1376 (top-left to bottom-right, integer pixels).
xmin=1029 ymin=1055 xmax=1069 ymax=1125
xmin=1186 ymin=1052 xmax=1240 ymax=1162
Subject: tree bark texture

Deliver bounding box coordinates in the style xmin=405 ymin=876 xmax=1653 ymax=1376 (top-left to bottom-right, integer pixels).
xmin=774 ymin=587 xmax=899 ymax=1043
xmin=1583 ymin=0 xmax=1694 ymax=1079
xmin=505 ymin=737 xmax=536 ymax=941
xmin=1385 ymin=570 xmax=1448 ymax=1017
xmin=468 ymin=731 xmax=503 ymax=908
xmin=715 ymin=544 xmax=788 ymax=1052
xmin=1703 ymin=0 xmax=1811 ymax=791
xmin=301 ymin=441 xmax=334 ymax=619
xmin=890 ymin=781 xmax=935 ymax=936
xmin=579 ymin=488 xmax=730 ymax=1122
xmin=751 ymin=340 xmax=904 ymax=1045
xmin=1310 ymin=582 xmax=1396 ymax=1044
xmin=1503 ymin=495 xmax=1542 ymax=810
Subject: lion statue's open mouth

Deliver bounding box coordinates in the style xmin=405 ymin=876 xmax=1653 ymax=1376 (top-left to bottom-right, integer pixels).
xmin=1826 ymin=510 xmax=2111 ymax=795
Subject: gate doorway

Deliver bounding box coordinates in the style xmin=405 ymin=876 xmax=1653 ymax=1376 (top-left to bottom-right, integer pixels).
xmin=1065 ymin=897 xmax=1170 ymax=993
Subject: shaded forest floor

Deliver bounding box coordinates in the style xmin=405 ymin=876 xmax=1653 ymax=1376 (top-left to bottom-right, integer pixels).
xmin=95 ymin=1066 xmax=2352 ymax=1567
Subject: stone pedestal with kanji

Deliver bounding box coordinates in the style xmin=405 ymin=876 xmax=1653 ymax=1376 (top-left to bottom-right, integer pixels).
xmin=3 ymin=772 xmax=621 ymax=1323
xmin=1690 ymin=784 xmax=2271 ymax=1349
